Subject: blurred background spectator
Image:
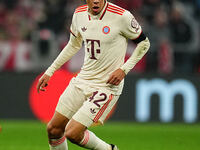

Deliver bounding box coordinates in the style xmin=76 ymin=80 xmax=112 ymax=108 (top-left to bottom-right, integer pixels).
xmin=0 ymin=0 xmax=199 ymax=74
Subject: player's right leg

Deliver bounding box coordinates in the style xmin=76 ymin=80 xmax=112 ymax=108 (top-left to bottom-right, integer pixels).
xmin=47 ymin=111 xmax=69 ymax=150
xmin=47 ymin=79 xmax=86 ymax=150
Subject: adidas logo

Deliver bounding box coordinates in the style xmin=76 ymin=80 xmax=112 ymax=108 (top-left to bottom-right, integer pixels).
xmin=90 ymin=108 xmax=96 ymax=114
xmin=81 ymin=27 xmax=87 ymax=32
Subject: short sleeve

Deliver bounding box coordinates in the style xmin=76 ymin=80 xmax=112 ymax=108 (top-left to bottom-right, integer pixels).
xmin=121 ymin=11 xmax=142 ymax=40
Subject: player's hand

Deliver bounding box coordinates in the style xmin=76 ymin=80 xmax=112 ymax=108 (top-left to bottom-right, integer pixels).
xmin=107 ymin=68 xmax=126 ymax=85
xmin=36 ymin=74 xmax=50 ymax=93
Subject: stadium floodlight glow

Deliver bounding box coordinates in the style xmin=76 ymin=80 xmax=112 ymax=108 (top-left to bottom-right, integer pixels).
xmin=29 ymin=70 xmax=74 ymax=123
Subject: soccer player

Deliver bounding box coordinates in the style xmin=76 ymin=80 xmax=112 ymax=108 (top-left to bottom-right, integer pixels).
xmin=36 ymin=0 xmax=150 ymax=150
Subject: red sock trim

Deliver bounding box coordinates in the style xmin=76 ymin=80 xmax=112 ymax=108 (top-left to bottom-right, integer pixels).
xmin=49 ymin=136 xmax=66 ymax=146
xmin=81 ymin=130 xmax=90 ymax=146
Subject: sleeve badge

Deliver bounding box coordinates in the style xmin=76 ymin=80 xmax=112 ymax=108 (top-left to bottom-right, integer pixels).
xmin=131 ymin=18 xmax=140 ymax=33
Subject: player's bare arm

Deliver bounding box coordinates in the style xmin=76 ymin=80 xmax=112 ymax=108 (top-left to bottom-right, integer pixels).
xmin=36 ymin=74 xmax=50 ymax=93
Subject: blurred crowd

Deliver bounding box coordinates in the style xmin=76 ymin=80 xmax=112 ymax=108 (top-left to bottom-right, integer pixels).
xmin=0 ymin=0 xmax=199 ymax=74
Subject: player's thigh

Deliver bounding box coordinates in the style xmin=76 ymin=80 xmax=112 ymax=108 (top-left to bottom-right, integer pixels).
xmin=72 ymin=89 xmax=119 ymax=127
xmin=47 ymin=111 xmax=70 ymax=138
xmin=56 ymin=81 xmax=86 ymax=120
xmin=48 ymin=111 xmax=70 ymax=130
xmin=65 ymin=119 xmax=87 ymax=143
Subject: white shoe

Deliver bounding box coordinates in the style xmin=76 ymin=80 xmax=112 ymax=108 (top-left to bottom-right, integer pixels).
xmin=110 ymin=144 xmax=119 ymax=150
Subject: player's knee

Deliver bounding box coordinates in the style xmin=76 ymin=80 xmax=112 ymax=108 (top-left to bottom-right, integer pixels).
xmin=47 ymin=123 xmax=63 ymax=138
xmin=64 ymin=129 xmax=82 ymax=144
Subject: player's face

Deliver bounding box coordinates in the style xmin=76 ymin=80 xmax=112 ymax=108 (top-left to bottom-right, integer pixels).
xmin=86 ymin=0 xmax=106 ymax=15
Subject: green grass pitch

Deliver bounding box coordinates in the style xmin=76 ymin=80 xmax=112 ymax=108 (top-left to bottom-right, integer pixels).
xmin=0 ymin=120 xmax=200 ymax=150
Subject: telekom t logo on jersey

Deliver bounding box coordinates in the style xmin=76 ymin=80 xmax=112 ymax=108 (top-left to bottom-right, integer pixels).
xmin=86 ymin=39 xmax=100 ymax=60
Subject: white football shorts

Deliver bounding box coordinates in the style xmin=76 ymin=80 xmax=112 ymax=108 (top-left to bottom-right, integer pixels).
xmin=56 ymin=79 xmax=119 ymax=127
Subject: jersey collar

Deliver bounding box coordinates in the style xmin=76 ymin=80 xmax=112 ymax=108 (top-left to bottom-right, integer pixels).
xmin=88 ymin=1 xmax=108 ymax=21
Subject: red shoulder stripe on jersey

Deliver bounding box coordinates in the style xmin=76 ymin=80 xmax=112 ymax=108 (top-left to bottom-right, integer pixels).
xmin=108 ymin=4 xmax=125 ymax=12
xmin=107 ymin=6 xmax=125 ymax=13
xmin=76 ymin=6 xmax=88 ymax=12
xmin=108 ymin=6 xmax=125 ymax=12
xmin=76 ymin=7 xmax=87 ymax=11
xmin=107 ymin=8 xmax=124 ymax=15
xmin=75 ymin=5 xmax=88 ymax=13
xmin=99 ymin=3 xmax=109 ymax=20
xmin=75 ymin=9 xmax=87 ymax=13
xmin=76 ymin=5 xmax=87 ymax=10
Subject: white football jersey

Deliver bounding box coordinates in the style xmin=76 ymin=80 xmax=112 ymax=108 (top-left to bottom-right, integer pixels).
xmin=45 ymin=1 xmax=144 ymax=95
xmin=70 ymin=1 xmax=142 ymax=95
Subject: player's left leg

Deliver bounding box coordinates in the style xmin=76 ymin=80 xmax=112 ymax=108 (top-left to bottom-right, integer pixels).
xmin=64 ymin=90 xmax=120 ymax=150
xmin=64 ymin=119 xmax=113 ymax=150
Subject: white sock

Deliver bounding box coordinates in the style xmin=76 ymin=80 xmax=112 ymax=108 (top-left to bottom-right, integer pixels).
xmin=80 ymin=130 xmax=111 ymax=150
xmin=49 ymin=136 xmax=68 ymax=150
